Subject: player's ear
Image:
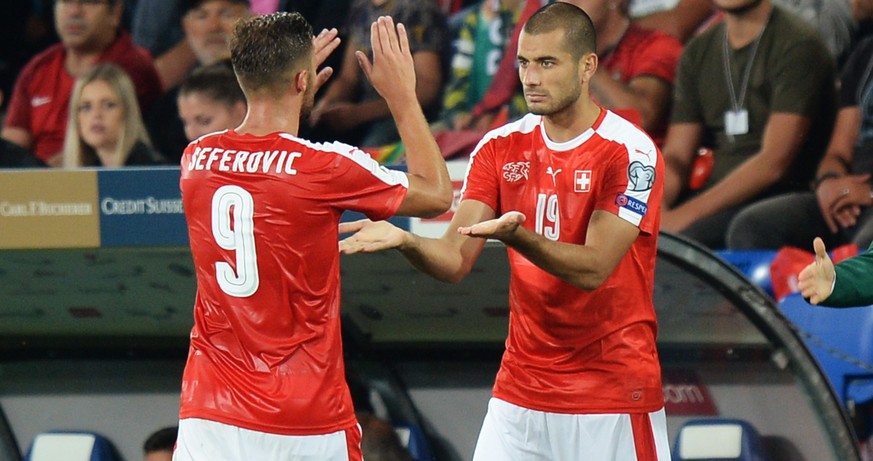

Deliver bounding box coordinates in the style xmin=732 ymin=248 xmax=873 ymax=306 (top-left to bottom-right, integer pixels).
xmin=295 ymin=69 xmax=309 ymax=94
xmin=581 ymin=52 xmax=597 ymax=82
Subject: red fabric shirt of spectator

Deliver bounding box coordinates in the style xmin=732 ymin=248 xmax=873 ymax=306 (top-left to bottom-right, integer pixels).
xmin=599 ymin=22 xmax=683 ymax=144
xmin=4 ymin=31 xmax=162 ymax=163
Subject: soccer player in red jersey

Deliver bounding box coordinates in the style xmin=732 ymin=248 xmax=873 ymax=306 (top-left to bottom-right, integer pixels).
xmin=174 ymin=12 xmax=451 ymax=461
xmin=340 ymin=3 xmax=670 ymax=460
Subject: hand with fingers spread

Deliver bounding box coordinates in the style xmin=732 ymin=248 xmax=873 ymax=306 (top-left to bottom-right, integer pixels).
xmin=312 ymin=27 xmax=341 ymax=93
xmin=798 ymin=237 xmax=836 ymax=304
xmin=339 ymin=219 xmax=410 ymax=254
xmin=355 ymin=16 xmax=417 ymax=107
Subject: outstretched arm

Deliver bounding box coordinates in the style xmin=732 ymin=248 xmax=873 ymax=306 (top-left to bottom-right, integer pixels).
xmin=462 ymin=210 xmax=640 ymax=290
xmin=340 ymin=199 xmax=496 ymax=283
xmin=341 ymin=200 xmax=641 ymax=290
xmin=356 ymin=17 xmax=451 ymax=218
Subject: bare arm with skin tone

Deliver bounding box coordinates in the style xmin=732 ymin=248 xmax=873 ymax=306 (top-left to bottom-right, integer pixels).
xmin=1 ymin=126 xmax=62 ymax=166
xmin=356 ymin=17 xmax=451 ymax=217
xmin=814 ymin=107 xmax=871 ymax=231
xmin=309 ymin=40 xmax=362 ymax=126
xmin=852 ymin=0 xmax=873 ymax=21
xmin=1 ymin=127 xmax=33 ymax=153
xmin=312 ymin=28 xmax=341 ymax=92
xmin=590 ymin=73 xmax=672 ymax=135
xmin=153 ymin=39 xmax=198 ymax=90
xmin=461 ymin=209 xmax=640 ymax=290
xmin=340 ymin=200 xmax=495 ymax=283
xmin=660 ymin=122 xmax=704 ymax=206
xmin=633 ymin=0 xmax=715 ymax=42
xmin=340 ymin=199 xmax=641 ymax=290
xmin=798 ymin=237 xmax=836 ymax=304
xmin=662 ymin=113 xmax=811 ymax=232
xmin=312 ymin=49 xmax=443 ymax=131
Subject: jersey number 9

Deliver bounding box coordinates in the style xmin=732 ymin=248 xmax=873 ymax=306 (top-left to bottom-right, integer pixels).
xmin=212 ymin=185 xmax=259 ymax=297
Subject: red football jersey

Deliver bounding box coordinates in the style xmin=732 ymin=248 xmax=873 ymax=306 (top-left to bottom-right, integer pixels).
xmin=461 ymin=109 xmax=665 ymax=414
xmin=179 ymin=130 xmax=408 ymax=435
xmin=4 ymin=32 xmax=161 ymax=161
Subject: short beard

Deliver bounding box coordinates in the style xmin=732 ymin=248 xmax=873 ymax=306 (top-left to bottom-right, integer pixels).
xmin=526 ymin=87 xmax=580 ymax=117
xmin=300 ymin=80 xmax=315 ymax=121
xmin=721 ymin=0 xmax=766 ymax=15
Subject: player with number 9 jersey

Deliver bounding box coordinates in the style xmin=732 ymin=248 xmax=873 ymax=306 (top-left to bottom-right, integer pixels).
xmin=179 ymin=130 xmax=408 ymax=435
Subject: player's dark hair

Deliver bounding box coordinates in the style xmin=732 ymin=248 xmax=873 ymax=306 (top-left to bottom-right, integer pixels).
xmin=230 ymin=12 xmax=313 ymax=94
xmin=179 ymin=61 xmax=245 ymax=108
xmin=143 ymin=426 xmax=177 ymax=454
xmin=524 ymin=2 xmax=596 ymax=59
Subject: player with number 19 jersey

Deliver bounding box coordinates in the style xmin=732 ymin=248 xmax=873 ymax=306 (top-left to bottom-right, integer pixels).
xmin=178 ymin=129 xmax=408 ymax=435
xmin=461 ymin=109 xmax=665 ymax=414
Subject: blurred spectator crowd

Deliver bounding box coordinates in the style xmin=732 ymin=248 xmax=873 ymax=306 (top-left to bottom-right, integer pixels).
xmin=2 ymin=0 xmax=873 ymax=252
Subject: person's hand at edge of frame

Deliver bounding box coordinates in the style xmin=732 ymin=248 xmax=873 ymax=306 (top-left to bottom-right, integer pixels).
xmin=313 ymin=27 xmax=341 ymax=93
xmin=798 ymin=237 xmax=836 ymax=305
xmin=355 ymin=16 xmax=416 ymax=107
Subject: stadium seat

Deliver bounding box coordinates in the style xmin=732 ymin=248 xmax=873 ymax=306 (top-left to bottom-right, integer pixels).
xmin=715 ymin=250 xmax=777 ymax=297
xmin=394 ymin=423 xmax=434 ymax=461
xmin=779 ymin=292 xmax=873 ymax=406
xmin=23 ymin=431 xmax=120 ymax=461
xmin=672 ymin=418 xmax=768 ymax=461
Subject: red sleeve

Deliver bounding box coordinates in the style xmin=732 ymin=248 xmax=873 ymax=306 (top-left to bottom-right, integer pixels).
xmin=628 ymin=31 xmax=683 ymax=83
xmin=459 ymin=138 xmax=500 ymax=212
xmin=595 ymin=139 xmax=663 ymax=235
xmin=328 ymin=148 xmax=409 ymax=221
xmin=3 ymin=59 xmax=36 ymax=131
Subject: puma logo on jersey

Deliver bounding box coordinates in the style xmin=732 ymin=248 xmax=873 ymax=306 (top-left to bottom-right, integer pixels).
xmin=634 ymin=148 xmax=652 ymax=159
xmin=502 ymin=162 xmax=530 ymax=182
xmin=546 ymin=166 xmax=562 ymax=186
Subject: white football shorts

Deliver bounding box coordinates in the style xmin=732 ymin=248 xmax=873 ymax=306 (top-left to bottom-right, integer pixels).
xmin=173 ymin=417 xmax=363 ymax=461
xmin=472 ymin=397 xmax=671 ymax=461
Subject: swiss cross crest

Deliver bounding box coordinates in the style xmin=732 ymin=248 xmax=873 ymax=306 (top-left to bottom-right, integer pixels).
xmin=574 ymin=170 xmax=592 ymax=192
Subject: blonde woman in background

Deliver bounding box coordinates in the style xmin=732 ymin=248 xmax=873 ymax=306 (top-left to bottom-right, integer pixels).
xmin=63 ymin=63 xmax=165 ymax=168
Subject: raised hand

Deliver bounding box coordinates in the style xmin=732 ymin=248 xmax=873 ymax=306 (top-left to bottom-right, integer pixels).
xmin=339 ymin=219 xmax=409 ymax=254
xmin=797 ymin=237 xmax=836 ymax=305
xmin=354 ymin=16 xmax=416 ymax=105
xmin=312 ymin=27 xmax=341 ymax=93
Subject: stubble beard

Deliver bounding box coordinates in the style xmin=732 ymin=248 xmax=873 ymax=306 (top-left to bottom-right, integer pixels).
xmin=526 ymin=85 xmax=581 ymax=117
